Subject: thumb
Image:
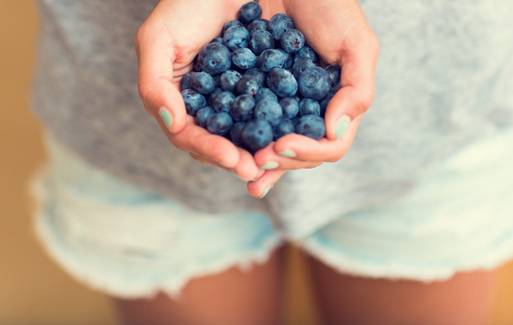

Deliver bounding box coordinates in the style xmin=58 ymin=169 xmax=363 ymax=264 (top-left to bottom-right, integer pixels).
xmin=136 ymin=23 xmax=187 ymax=134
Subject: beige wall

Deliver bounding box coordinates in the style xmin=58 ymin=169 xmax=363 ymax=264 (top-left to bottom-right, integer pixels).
xmin=0 ymin=1 xmax=511 ymax=324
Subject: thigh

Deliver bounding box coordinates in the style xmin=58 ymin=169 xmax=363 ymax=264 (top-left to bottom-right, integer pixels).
xmin=114 ymin=245 xmax=287 ymax=325
xmin=306 ymin=253 xmax=498 ymax=325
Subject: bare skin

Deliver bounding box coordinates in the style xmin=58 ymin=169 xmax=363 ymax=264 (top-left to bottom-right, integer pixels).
xmin=306 ymin=253 xmax=498 ymax=325
xmin=114 ymin=245 xmax=286 ymax=325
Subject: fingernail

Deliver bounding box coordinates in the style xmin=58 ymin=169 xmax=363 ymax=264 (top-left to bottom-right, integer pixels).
xmin=260 ymin=161 xmax=279 ymax=170
xmin=279 ymin=149 xmax=296 ymax=158
xmin=260 ymin=186 xmax=272 ymax=198
xmin=335 ymin=115 xmax=351 ymax=139
xmin=159 ymin=107 xmax=173 ymax=129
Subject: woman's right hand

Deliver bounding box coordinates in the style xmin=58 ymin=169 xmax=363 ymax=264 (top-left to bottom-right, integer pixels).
xmin=136 ymin=0 xmax=263 ymax=181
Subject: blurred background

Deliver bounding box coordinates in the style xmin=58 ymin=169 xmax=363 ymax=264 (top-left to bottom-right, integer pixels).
xmin=1 ymin=1 xmax=512 ymax=325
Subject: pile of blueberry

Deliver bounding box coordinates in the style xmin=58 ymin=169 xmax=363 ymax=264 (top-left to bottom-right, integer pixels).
xmin=180 ymin=1 xmax=341 ymax=153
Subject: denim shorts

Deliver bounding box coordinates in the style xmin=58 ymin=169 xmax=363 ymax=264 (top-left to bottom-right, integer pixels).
xmin=32 ymin=132 xmax=513 ymax=299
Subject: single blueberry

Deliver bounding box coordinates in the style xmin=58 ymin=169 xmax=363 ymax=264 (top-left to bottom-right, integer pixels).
xmin=210 ymin=91 xmax=235 ymax=112
xmin=280 ymin=29 xmax=305 ymax=53
xmin=244 ymin=68 xmax=265 ymax=86
xmin=219 ymin=70 xmax=241 ymax=92
xmin=223 ymin=19 xmax=242 ymax=33
xmin=180 ymin=73 xmax=194 ymax=90
xmin=181 ymin=89 xmax=206 ymax=115
xmin=274 ymin=119 xmax=295 ymax=139
xmin=223 ymin=25 xmax=250 ymax=50
xmin=279 ymin=97 xmax=299 ymax=119
xmin=295 ymin=115 xmax=326 ymax=140
xmin=241 ymin=120 xmax=274 ymax=153
xmin=196 ymin=43 xmax=231 ymax=75
xmin=231 ymin=48 xmax=257 ymax=70
xmin=254 ymin=97 xmax=283 ymax=126
xmin=238 ymin=1 xmax=262 ymax=24
xmin=190 ymin=72 xmax=216 ymax=94
xmin=319 ymin=87 xmax=337 ymax=117
xmin=257 ymin=49 xmax=288 ymax=72
xmin=195 ymin=106 xmax=215 ymax=127
xmin=235 ymin=75 xmax=260 ymax=96
xmin=230 ymin=122 xmax=246 ymax=147
xmin=326 ymin=64 xmax=341 ymax=88
xmin=249 ymin=29 xmax=274 ymax=55
xmin=269 ymin=13 xmax=294 ymax=40
xmin=298 ymin=66 xmax=331 ymax=100
xmin=299 ymin=98 xmax=321 ymax=116
xmin=206 ymin=112 xmax=233 ymax=136
xmin=266 ymin=68 xmax=298 ymax=97
xmin=247 ymin=19 xmax=268 ymax=32
xmin=292 ymin=57 xmax=316 ymax=78
xmin=255 ymin=87 xmax=278 ymax=103
xmin=296 ymin=45 xmax=318 ymax=62
xmin=230 ymin=94 xmax=255 ymax=122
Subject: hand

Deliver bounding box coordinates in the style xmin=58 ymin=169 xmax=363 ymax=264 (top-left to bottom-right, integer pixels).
xmin=136 ymin=0 xmax=262 ymax=181
xmin=247 ymin=0 xmax=380 ymax=197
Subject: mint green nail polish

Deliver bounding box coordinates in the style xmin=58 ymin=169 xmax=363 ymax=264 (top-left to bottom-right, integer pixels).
xmin=261 ymin=161 xmax=279 ymax=170
xmin=159 ymin=107 xmax=173 ymax=129
xmin=335 ymin=115 xmax=351 ymax=139
xmin=280 ymin=149 xmax=296 ymax=158
xmin=260 ymin=186 xmax=271 ymax=198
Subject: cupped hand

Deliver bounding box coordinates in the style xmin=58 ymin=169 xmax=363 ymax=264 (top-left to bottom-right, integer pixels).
xmin=136 ymin=0 xmax=262 ymax=181
xmin=247 ymin=0 xmax=380 ymax=198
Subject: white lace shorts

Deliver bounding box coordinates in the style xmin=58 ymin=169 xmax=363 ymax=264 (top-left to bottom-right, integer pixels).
xmin=32 ymin=132 xmax=513 ymax=299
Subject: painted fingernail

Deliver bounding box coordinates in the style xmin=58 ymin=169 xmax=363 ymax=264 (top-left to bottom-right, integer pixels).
xmin=260 ymin=161 xmax=279 ymax=170
xmin=335 ymin=115 xmax=351 ymax=139
xmin=159 ymin=107 xmax=173 ymax=129
xmin=260 ymin=185 xmax=272 ymax=198
xmin=279 ymin=149 xmax=296 ymax=158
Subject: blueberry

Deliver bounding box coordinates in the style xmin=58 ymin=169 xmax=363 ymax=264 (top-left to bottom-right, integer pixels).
xmin=299 ymin=98 xmax=321 ymax=116
xmin=223 ymin=19 xmax=242 ymax=33
xmin=180 ymin=73 xmax=194 ymax=90
xmin=231 ymin=94 xmax=255 ymax=122
xmin=219 ymin=70 xmax=241 ymax=92
xmin=269 ymin=14 xmax=294 ymax=40
xmin=210 ymin=91 xmax=235 ymax=112
xmin=241 ymin=120 xmax=274 ymax=153
xmin=231 ymin=48 xmax=257 ymax=70
xmin=319 ymin=88 xmax=337 ymax=116
xmin=230 ymin=122 xmax=246 ymax=147
xmin=235 ymin=74 xmax=260 ymax=96
xmin=295 ymin=115 xmax=326 ymax=140
xmin=223 ymin=25 xmax=250 ymax=50
xmin=247 ymin=19 xmax=268 ymax=32
xmin=244 ymin=68 xmax=265 ymax=86
xmin=292 ymin=57 xmax=315 ymax=78
xmin=195 ymin=106 xmax=215 ymax=127
xmin=254 ymin=97 xmax=283 ymax=126
xmin=279 ymin=97 xmax=299 ymax=119
xmin=249 ymin=29 xmax=275 ymax=55
xmin=206 ymin=112 xmax=233 ymax=136
xmin=257 ymin=49 xmax=288 ymax=72
xmin=274 ymin=119 xmax=295 ymax=139
xmin=190 ymin=72 xmax=216 ymax=94
xmin=255 ymin=87 xmax=278 ymax=103
xmin=181 ymin=89 xmax=206 ymax=115
xmin=211 ymin=37 xmax=223 ymax=44
xmin=326 ymin=64 xmax=341 ymax=88
xmin=280 ymin=29 xmax=305 ymax=53
xmin=298 ymin=66 xmax=331 ymax=100
xmin=296 ymin=45 xmax=318 ymax=62
xmin=266 ymin=68 xmax=298 ymax=97
xmin=196 ymin=43 xmax=231 ymax=75
xmin=238 ymin=1 xmax=262 ymax=24
xmin=283 ymin=52 xmax=294 ymax=69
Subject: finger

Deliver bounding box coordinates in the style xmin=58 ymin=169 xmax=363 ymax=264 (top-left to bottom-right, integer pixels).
xmin=325 ymin=28 xmax=379 ymax=140
xmin=136 ymin=22 xmax=187 ymax=134
xmin=190 ymin=152 xmax=212 ymax=164
xmin=247 ymin=170 xmax=287 ymax=199
xmin=232 ymin=149 xmax=265 ymax=181
xmin=273 ymin=116 xmax=363 ymax=162
xmin=254 ymin=144 xmax=323 ymax=170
